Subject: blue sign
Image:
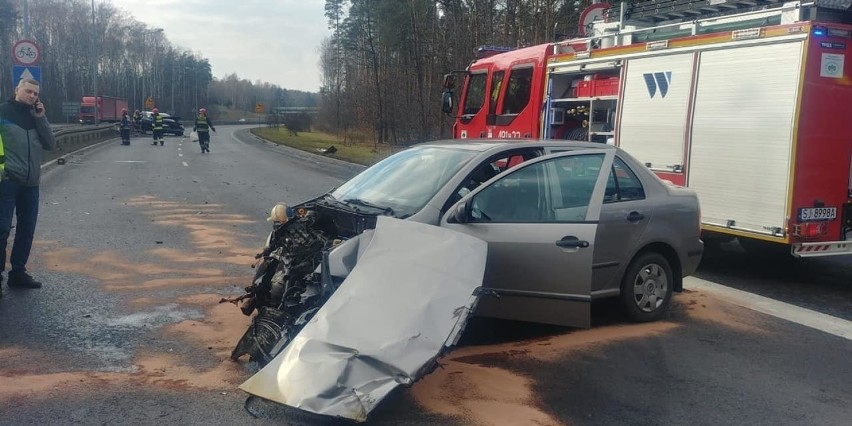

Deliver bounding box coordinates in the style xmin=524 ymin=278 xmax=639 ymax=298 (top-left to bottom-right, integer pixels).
xmin=12 ymin=65 xmax=41 ymax=88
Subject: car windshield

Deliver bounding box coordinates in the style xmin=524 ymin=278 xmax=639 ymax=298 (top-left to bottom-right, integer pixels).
xmin=330 ymin=146 xmax=479 ymax=218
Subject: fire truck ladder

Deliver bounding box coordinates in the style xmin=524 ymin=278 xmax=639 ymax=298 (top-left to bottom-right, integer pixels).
xmin=559 ymin=0 xmax=851 ymax=53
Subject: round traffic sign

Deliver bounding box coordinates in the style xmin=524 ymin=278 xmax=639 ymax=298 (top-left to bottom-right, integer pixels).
xmin=12 ymin=39 xmax=41 ymax=66
xmin=578 ymin=3 xmax=611 ymax=37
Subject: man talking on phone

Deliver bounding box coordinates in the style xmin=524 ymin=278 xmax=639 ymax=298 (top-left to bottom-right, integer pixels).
xmin=0 ymin=78 xmax=56 ymax=296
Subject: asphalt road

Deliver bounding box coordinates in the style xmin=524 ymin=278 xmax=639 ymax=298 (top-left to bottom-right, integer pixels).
xmin=0 ymin=128 xmax=850 ymax=425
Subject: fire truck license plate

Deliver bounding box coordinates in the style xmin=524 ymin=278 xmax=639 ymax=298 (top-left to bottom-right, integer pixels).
xmin=798 ymin=207 xmax=836 ymax=221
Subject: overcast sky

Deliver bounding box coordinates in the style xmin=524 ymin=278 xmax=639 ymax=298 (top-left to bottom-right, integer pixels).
xmin=110 ymin=0 xmax=329 ymax=93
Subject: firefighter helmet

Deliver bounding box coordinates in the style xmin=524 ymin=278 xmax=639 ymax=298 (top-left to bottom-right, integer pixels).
xmin=121 ymin=108 xmax=128 ymax=113
xmin=199 ymin=108 xmax=207 ymax=115
xmin=152 ymin=108 xmax=159 ymax=114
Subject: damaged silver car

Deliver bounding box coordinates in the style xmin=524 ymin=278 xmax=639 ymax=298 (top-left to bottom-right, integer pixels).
xmin=238 ymin=216 xmax=489 ymax=421
xmin=226 ymin=140 xmax=703 ymax=419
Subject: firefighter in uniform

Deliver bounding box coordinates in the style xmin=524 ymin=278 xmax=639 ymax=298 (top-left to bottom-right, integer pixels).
xmin=193 ymin=108 xmax=216 ymax=153
xmin=119 ymin=108 xmax=131 ymax=145
xmin=151 ymin=108 xmax=164 ymax=146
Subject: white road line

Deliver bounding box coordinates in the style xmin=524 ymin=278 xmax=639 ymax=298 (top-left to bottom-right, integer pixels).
xmin=114 ymin=160 xmax=146 ymax=163
xmin=178 ymin=153 xmax=183 ymax=157
xmin=182 ymin=161 xmax=188 ymax=167
xmin=685 ymin=276 xmax=852 ymax=341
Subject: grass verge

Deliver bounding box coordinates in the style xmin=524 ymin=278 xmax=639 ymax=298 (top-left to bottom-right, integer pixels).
xmin=250 ymin=127 xmax=400 ymax=166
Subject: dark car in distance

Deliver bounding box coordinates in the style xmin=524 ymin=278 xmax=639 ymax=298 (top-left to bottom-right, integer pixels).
xmin=162 ymin=118 xmax=184 ymax=136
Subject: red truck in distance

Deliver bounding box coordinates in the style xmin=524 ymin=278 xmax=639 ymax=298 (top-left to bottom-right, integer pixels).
xmin=79 ymin=96 xmax=128 ymax=124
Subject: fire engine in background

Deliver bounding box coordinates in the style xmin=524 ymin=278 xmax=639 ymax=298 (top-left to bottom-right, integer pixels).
xmin=441 ymin=0 xmax=852 ymax=258
xmin=79 ymin=95 xmax=128 ymax=124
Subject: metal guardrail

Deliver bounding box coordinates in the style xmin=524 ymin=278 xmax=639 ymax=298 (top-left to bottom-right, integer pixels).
xmin=44 ymin=123 xmax=116 ymax=164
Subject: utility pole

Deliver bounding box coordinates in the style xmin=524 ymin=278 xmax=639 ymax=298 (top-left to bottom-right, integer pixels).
xmin=91 ymin=0 xmax=98 ymax=124
xmin=22 ymin=0 xmax=29 ymax=39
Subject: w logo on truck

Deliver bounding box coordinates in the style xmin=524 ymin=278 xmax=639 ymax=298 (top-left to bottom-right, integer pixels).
xmin=643 ymin=72 xmax=672 ymax=98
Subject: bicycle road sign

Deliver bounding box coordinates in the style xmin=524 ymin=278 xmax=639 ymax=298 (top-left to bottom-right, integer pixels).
xmin=12 ymin=40 xmax=41 ymax=66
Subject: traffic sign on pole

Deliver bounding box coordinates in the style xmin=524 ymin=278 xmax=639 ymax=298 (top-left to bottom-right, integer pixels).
xmin=255 ymin=103 xmax=264 ymax=114
xmin=12 ymin=65 xmax=41 ymax=88
xmin=145 ymin=97 xmax=155 ymax=110
xmin=12 ymin=39 xmax=41 ymax=66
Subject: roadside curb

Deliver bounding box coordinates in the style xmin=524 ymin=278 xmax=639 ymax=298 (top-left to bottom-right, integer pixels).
xmin=240 ymin=129 xmax=368 ymax=173
xmin=41 ymin=136 xmax=119 ymax=175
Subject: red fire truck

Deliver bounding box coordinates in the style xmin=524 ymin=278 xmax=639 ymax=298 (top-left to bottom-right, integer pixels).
xmin=442 ymin=1 xmax=852 ymax=257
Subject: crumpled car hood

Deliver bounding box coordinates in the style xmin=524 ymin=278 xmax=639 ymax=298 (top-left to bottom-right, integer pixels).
xmin=238 ymin=216 xmax=488 ymax=422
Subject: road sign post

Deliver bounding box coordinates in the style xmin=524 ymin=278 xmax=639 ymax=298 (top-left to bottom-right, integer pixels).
xmin=62 ymin=101 xmax=81 ymax=124
xmin=255 ymin=103 xmax=265 ymax=129
xmin=11 ymin=39 xmax=41 ymax=88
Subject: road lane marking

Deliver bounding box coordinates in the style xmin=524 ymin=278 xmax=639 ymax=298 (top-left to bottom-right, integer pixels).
xmin=182 ymin=161 xmax=188 ymax=167
xmin=685 ymin=277 xmax=852 ymax=341
xmin=114 ymin=161 xmax=146 ymax=163
xmin=179 ymin=153 xmax=183 ymax=157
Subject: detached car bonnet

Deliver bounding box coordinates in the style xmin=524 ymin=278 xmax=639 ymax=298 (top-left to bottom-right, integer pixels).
xmin=239 ymin=216 xmax=488 ymax=422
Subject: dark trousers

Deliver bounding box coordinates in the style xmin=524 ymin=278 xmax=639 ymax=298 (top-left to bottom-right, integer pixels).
xmin=120 ymin=128 xmax=130 ymax=142
xmin=0 ymin=180 xmax=40 ymax=272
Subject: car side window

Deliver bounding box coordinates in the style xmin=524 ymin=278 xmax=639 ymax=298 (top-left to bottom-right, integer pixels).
xmin=471 ymin=162 xmax=544 ymax=223
xmin=449 ymin=150 xmax=542 ymax=207
xmin=470 ymin=153 xmax=603 ymax=223
xmin=604 ymin=157 xmax=646 ymax=203
xmin=547 ymin=154 xmax=604 ymax=222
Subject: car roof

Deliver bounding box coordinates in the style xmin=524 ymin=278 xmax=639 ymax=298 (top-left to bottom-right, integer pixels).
xmin=413 ymin=139 xmax=618 ymax=153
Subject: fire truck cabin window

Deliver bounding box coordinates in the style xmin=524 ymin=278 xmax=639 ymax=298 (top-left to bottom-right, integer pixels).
xmin=462 ymin=72 xmax=487 ymax=116
xmin=502 ymin=67 xmax=533 ymax=115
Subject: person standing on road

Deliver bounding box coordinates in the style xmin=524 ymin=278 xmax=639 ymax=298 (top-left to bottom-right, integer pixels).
xmin=132 ymin=109 xmax=141 ymax=134
xmin=193 ymin=108 xmax=216 ymax=153
xmin=0 ymin=77 xmax=57 ymax=294
xmin=119 ymin=108 xmax=131 ymax=145
xmin=151 ymin=108 xmax=164 ymax=146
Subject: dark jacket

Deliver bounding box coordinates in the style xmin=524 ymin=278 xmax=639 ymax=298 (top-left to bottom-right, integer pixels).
xmin=0 ymin=98 xmax=57 ymax=186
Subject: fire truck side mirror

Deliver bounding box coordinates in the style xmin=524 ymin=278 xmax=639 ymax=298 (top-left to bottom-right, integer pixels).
xmin=441 ymin=91 xmax=454 ymax=115
xmin=442 ymin=74 xmax=456 ymax=90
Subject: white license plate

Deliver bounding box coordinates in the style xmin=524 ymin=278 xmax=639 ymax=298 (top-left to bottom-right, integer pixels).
xmin=798 ymin=207 xmax=837 ymax=222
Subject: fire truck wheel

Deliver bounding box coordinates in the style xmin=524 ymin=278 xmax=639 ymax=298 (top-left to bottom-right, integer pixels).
xmin=620 ymin=252 xmax=673 ymax=323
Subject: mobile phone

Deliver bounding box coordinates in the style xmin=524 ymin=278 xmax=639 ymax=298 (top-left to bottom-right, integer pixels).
xmin=34 ymin=97 xmax=42 ymax=113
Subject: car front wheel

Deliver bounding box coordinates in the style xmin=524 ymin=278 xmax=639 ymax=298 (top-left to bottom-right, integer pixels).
xmin=620 ymin=252 xmax=673 ymax=322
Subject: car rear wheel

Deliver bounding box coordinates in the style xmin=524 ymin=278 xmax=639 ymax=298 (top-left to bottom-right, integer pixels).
xmin=620 ymin=252 xmax=673 ymax=322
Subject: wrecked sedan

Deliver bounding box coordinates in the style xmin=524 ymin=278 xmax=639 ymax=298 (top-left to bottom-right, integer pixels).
xmin=230 ymin=140 xmax=704 ymax=365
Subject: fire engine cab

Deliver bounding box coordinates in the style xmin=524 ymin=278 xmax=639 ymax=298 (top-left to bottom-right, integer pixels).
xmin=443 ymin=0 xmax=852 ymax=257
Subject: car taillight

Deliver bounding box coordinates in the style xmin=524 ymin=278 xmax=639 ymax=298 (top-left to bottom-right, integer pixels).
xmin=792 ymin=222 xmax=825 ymax=238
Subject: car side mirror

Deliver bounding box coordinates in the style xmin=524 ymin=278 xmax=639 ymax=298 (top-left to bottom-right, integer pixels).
xmin=450 ymin=201 xmax=470 ymax=224
xmin=441 ymin=90 xmax=454 ymax=115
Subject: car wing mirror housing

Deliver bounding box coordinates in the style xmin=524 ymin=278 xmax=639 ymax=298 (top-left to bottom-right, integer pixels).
xmin=450 ymin=201 xmax=470 ymax=224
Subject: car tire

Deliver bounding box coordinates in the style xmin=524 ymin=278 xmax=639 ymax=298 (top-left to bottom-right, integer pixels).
xmin=620 ymin=252 xmax=673 ymax=322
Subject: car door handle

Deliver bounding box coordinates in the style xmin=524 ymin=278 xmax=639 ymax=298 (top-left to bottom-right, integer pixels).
xmin=627 ymin=211 xmax=645 ymax=223
xmin=556 ymin=236 xmax=589 ymax=248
